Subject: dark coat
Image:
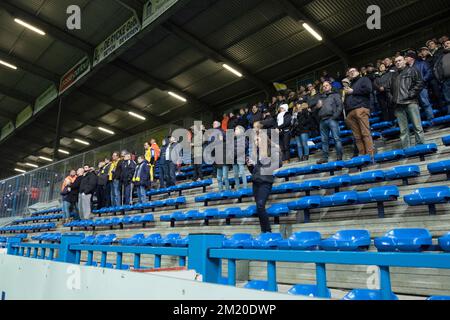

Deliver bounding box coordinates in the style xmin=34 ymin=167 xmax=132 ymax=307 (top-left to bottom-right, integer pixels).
xmin=120 ymin=160 xmax=137 ymax=184
xmin=344 ymin=76 xmax=373 ymax=112
xmin=277 ymin=112 xmax=292 ymax=132
xmin=316 ymin=91 xmax=343 ymax=121
xmin=250 ymin=110 xmax=263 ymax=126
xmin=292 ymin=109 xmax=314 ymax=135
xmin=388 ymin=66 xmax=423 ymax=105
xmin=79 ymin=171 xmax=97 ymax=195
xmin=133 ymin=160 xmax=150 ymax=187
xmin=112 ymin=159 xmax=123 ymax=181
xmin=434 ymin=48 xmax=450 ymax=81
xmin=97 ymin=163 xmax=110 ymax=186
xmin=412 ymin=59 xmax=433 ymax=83
xmin=228 ymin=116 xmax=239 ymax=130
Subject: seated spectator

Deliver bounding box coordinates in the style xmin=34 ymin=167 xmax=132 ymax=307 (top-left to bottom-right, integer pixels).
xmin=314 ymin=81 xmax=344 ymax=164
xmin=388 ymin=55 xmax=425 ymax=148
xmin=344 ymin=67 xmax=375 ymax=158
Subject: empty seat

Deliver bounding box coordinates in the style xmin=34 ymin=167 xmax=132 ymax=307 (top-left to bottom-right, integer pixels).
xmin=267 ymin=203 xmax=290 ymax=220
xmin=371 ymin=121 xmax=393 ymax=131
xmin=185 ymin=210 xmax=205 ymax=221
xmin=223 ymin=234 xmax=254 ymax=248
xmin=288 ymin=284 xmax=331 ymax=298
xmin=244 ymin=280 xmax=274 ymax=291
xmin=404 ymin=186 xmax=450 ymax=214
xmin=320 ymin=191 xmax=359 ymax=207
xmin=320 ymin=175 xmax=352 ymax=191
xmin=374 ymin=149 xmax=405 ymax=163
xmin=315 ymin=161 xmax=345 ymax=174
xmin=277 ymin=231 xmax=321 ymax=250
xmin=119 ymin=234 xmax=145 ymax=246
xmin=443 ymin=135 xmax=450 ymax=146
xmin=248 ymin=233 xmax=283 ymax=249
xmin=350 ymin=170 xmax=385 ymax=185
xmin=427 ymin=296 xmax=450 ymax=300
xmin=158 ymin=233 xmax=182 ymax=247
xmin=320 ymin=230 xmax=371 ymax=251
xmin=403 ymin=143 xmax=438 ymax=160
xmin=357 ymin=186 xmax=400 ymax=218
xmin=382 ymin=127 xmax=400 ymax=139
xmin=438 ymin=233 xmax=450 ymax=252
xmin=432 ymin=115 xmax=450 ymax=126
xmin=343 ymin=155 xmax=372 ymax=169
xmin=287 ymin=196 xmax=322 ymax=211
xmin=374 ymin=228 xmax=432 ymax=252
xmin=142 ymin=234 xmax=162 ymax=246
xmin=428 ymin=160 xmax=450 ymax=179
xmin=342 ymin=289 xmax=398 ymax=300
xmin=384 ymin=165 xmax=420 ymax=185
xmin=218 ymin=207 xmax=241 ymax=220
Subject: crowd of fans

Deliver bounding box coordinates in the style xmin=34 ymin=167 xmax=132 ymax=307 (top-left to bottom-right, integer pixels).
xmin=59 ymin=35 xmax=449 ymax=232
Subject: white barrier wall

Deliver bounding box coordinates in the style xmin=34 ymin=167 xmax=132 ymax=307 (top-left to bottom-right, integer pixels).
xmin=0 ymin=255 xmax=312 ymax=300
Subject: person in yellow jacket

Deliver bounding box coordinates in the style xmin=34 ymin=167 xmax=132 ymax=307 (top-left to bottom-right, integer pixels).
xmin=144 ymin=139 xmax=160 ymax=184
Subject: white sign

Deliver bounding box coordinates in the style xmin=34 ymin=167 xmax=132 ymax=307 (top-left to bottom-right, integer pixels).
xmin=93 ymin=15 xmax=141 ymax=66
xmin=143 ymin=0 xmax=179 ymax=28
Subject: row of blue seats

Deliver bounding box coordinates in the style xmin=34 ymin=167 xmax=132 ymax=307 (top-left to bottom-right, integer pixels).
xmin=276 ymin=143 xmax=438 ymax=181
xmin=31 ymin=232 xmax=85 ymax=243
xmin=92 ymin=197 xmax=186 ymax=216
xmin=0 ymin=234 xmax=27 ymax=243
xmin=30 ymin=208 xmax=62 ymax=217
xmin=146 ymin=179 xmax=213 ymax=197
xmin=382 ymin=116 xmax=450 ymax=139
xmin=0 ymin=223 xmax=56 ymax=234
xmin=223 ymin=228 xmax=450 ymax=252
xmin=195 ymin=165 xmax=422 ymax=206
xmin=64 ymin=214 xmax=155 ymax=230
xmin=118 ymin=233 xmax=188 ymax=247
xmin=12 ymin=214 xmax=63 ymax=225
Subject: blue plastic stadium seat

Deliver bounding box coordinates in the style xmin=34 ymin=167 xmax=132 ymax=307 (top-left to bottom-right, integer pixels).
xmin=246 ymin=233 xmax=283 ymax=249
xmin=315 ymin=161 xmax=345 ymax=174
xmin=236 ymin=188 xmax=253 ymax=199
xmin=404 ymin=186 xmax=450 ymax=206
xmin=371 ymin=121 xmax=393 ymax=131
xmin=432 ymin=115 xmax=450 ymax=126
xmin=277 ymin=231 xmax=321 ymax=250
xmin=119 ymin=234 xmax=145 ymax=246
xmin=427 ymin=296 xmax=450 ymax=300
xmin=350 ymin=170 xmax=385 ymax=185
xmin=374 ymin=149 xmax=405 ymax=163
xmin=142 ymin=234 xmax=162 ymax=246
xmin=288 ymin=284 xmax=331 ymax=298
xmin=320 ymin=191 xmax=359 ymax=207
xmin=370 ymin=117 xmax=381 ymax=124
xmin=203 ymin=208 xmax=220 ymax=220
xmin=94 ymin=234 xmax=117 ymax=245
xmin=384 ymin=165 xmax=420 ymax=185
xmin=320 ymin=175 xmax=352 ymax=191
xmin=185 ymin=210 xmax=204 ymax=221
xmin=438 ymin=232 xmax=450 ymax=252
xmin=159 ymin=233 xmax=182 ymax=246
xmin=343 ymin=155 xmax=372 ymax=169
xmin=357 ymin=186 xmax=400 ymax=203
xmin=382 ymin=127 xmax=400 ymax=139
xmin=340 ymin=130 xmax=353 ymax=137
xmin=443 ymin=135 xmax=450 ymax=146
xmin=428 ymin=160 xmax=450 ymax=178
xmin=218 ymin=207 xmax=241 ymax=220
xmin=320 ymin=230 xmax=371 ymax=251
xmin=287 ymin=196 xmax=322 ymax=211
xmin=244 ymin=280 xmax=274 ymax=291
xmin=267 ymin=203 xmax=290 ymax=217
xmin=374 ymin=228 xmax=432 ymax=252
xmin=403 ymin=143 xmax=438 ymax=159
xmin=342 ymin=289 xmax=398 ymax=300
xmin=223 ymin=234 xmax=254 ymax=248
xmin=298 ymin=180 xmax=322 ymax=193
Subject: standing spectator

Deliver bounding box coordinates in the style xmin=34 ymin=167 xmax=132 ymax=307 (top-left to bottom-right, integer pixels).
xmin=146 ymin=139 xmax=160 ymax=187
xmin=132 ymin=155 xmax=150 ymax=204
xmin=277 ymin=104 xmax=292 ymax=164
xmin=374 ymin=63 xmax=396 ymax=122
xmin=405 ymin=51 xmax=434 ymax=120
xmin=388 ymin=55 xmax=425 ymax=148
xmin=166 ymin=136 xmax=180 ymax=187
xmin=158 ymin=138 xmax=170 ymax=189
xmin=249 ymin=105 xmax=263 ymax=128
xmin=102 ymin=158 xmax=112 ymax=208
xmin=96 ymin=161 xmax=109 ymax=210
xmin=120 ymin=152 xmax=136 ymax=205
xmin=190 ymin=124 xmax=204 ymax=182
xmin=292 ymin=102 xmax=313 ymax=161
xmin=228 ymin=111 xmax=239 ymax=130
xmin=211 ymin=121 xmax=230 ymax=192
xmin=78 ymin=166 xmax=97 ymax=220
xmin=434 ymin=39 xmax=450 ymax=114
xmin=109 ymin=151 xmax=122 ymax=207
xmin=61 ymin=170 xmax=76 ymax=221
xmin=221 ymin=113 xmax=229 ymax=131
xmin=232 ymin=125 xmax=248 ymax=190
xmin=344 ymin=67 xmax=375 ymax=158
xmin=314 ymin=81 xmax=344 ymax=164
xmin=236 ymin=108 xmax=249 ymax=129
xmin=67 ymin=168 xmax=83 ymax=221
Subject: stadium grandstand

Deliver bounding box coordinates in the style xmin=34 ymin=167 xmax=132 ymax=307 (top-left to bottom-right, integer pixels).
xmin=0 ymin=0 xmax=450 ymax=305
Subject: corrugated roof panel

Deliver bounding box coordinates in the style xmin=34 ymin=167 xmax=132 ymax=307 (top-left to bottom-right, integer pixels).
xmin=13 ymin=73 xmax=52 ymax=97
xmin=151 ymin=48 xmax=205 ymax=81
xmin=168 ymin=60 xmax=222 ymax=90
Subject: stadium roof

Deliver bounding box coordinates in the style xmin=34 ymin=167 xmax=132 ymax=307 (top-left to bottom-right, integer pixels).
xmin=0 ymin=0 xmax=449 ymax=178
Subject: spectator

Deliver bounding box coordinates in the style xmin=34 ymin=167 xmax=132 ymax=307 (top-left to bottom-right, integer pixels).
xmin=236 ymin=108 xmax=249 ymax=129
xmin=108 ymin=151 xmax=122 ymax=207
xmin=434 ymin=39 xmax=450 ymax=114
xmin=96 ymin=161 xmax=109 ymax=210
xmin=405 ymin=51 xmax=434 ymax=120
xmin=144 ymin=139 xmax=160 ymax=187
xmin=120 ymin=152 xmax=136 ymax=205
xmin=374 ymin=63 xmax=396 ymax=121
xmin=291 ymin=102 xmax=313 ymax=161
xmin=211 ymin=120 xmax=230 ymax=192
xmin=232 ymin=125 xmax=248 ymax=190
xmin=383 ymin=57 xmax=396 ymax=71
xmin=79 ymin=165 xmax=97 ymax=220
xmin=190 ymin=124 xmax=205 ymax=182
xmin=221 ymin=113 xmax=229 ymax=131
xmin=228 ymin=111 xmax=238 ymax=130
xmin=61 ymin=169 xmax=76 ymax=221
xmin=344 ymin=67 xmax=375 ymax=158
xmin=165 ymin=136 xmax=180 ymax=187
xmin=314 ymin=81 xmax=344 ymax=164
xmin=249 ymin=105 xmax=263 ymax=128
xmin=277 ymin=104 xmax=292 ymax=164
xmin=388 ymin=55 xmax=425 ymax=148
xmin=132 ymin=155 xmax=150 ymax=203
xmin=158 ymin=138 xmax=170 ymax=188
xmin=67 ymin=168 xmax=83 ymax=221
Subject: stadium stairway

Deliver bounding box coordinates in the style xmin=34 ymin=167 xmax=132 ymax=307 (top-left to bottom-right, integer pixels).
xmin=6 ymin=123 xmax=450 ymax=299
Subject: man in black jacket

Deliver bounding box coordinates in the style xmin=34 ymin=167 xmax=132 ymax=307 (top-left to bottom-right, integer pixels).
xmin=314 ymin=81 xmax=344 ymax=164
xmin=95 ymin=161 xmax=109 ymax=210
xmin=388 ymin=55 xmax=425 ymax=148
xmin=277 ymin=104 xmax=292 ymax=164
xmin=79 ymin=166 xmax=97 ymax=220
xmin=120 ymin=152 xmax=137 ymax=205
xmin=344 ymin=67 xmax=375 ymax=157
xmin=434 ymin=39 xmax=450 ymax=114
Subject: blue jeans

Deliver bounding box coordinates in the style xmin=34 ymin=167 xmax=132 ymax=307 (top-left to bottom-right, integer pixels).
xmin=62 ymin=200 xmax=71 ymax=219
xmin=232 ymin=164 xmax=247 ymax=190
xmin=419 ymin=88 xmax=434 ymax=120
xmin=216 ymin=166 xmax=230 ymax=192
xmin=111 ymin=180 xmax=121 ymax=206
xmin=394 ymin=103 xmax=425 ymax=148
xmin=442 ymin=79 xmax=450 ymax=115
xmin=137 ymin=185 xmax=147 ymax=203
xmin=320 ymin=119 xmax=343 ymax=160
xmin=253 ymin=181 xmax=272 ymax=233
xmin=295 ymin=133 xmax=310 ymax=158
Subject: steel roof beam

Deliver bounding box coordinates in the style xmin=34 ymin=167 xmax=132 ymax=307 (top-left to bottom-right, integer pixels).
xmin=162 ymin=21 xmax=273 ymax=97
xmin=275 ymin=0 xmax=350 ymax=66
xmin=114 ymin=0 xmax=144 ymax=18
